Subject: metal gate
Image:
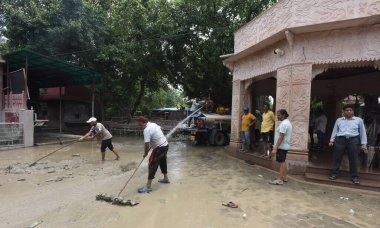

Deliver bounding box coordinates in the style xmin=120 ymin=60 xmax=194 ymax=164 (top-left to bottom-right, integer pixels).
xmin=0 ymin=123 xmax=24 ymax=150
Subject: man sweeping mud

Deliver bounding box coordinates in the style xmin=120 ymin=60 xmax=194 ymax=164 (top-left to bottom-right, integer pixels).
xmin=136 ymin=116 xmax=170 ymax=193
xmin=79 ymin=117 xmax=120 ymax=161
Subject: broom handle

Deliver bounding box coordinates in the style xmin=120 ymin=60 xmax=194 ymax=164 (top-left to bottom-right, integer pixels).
xmin=29 ymin=140 xmax=77 ymax=167
xmin=117 ymin=154 xmax=147 ymax=197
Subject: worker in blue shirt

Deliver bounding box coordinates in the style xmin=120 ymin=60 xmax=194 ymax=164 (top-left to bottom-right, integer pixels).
xmin=328 ymin=105 xmax=368 ymax=184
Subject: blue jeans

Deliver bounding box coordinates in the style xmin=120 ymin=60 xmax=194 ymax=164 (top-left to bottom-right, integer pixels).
xmin=331 ymin=136 xmax=360 ymax=179
xmin=241 ymin=131 xmax=250 ymax=146
xmin=316 ymin=130 xmax=324 ymax=148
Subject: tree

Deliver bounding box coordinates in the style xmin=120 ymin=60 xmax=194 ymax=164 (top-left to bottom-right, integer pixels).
xmin=1 ymin=0 xmax=278 ymax=118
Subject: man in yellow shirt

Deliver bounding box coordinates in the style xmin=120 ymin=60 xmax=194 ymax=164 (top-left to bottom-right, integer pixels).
xmin=261 ymin=103 xmax=275 ymax=157
xmin=216 ymin=104 xmax=225 ymax=115
xmin=240 ymin=106 xmax=256 ymax=152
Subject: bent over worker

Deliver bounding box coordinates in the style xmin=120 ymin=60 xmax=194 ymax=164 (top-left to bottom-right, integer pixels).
xmin=79 ymin=117 xmax=120 ymax=161
xmin=136 ymin=116 xmax=170 ymax=193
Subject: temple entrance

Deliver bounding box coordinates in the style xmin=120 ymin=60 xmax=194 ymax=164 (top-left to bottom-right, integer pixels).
xmin=306 ymin=65 xmax=380 ymax=189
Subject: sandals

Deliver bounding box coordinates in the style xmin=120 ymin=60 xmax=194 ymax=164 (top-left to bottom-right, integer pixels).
xmin=352 ymin=178 xmax=360 ymax=185
xmin=137 ymin=186 xmax=152 ymax=193
xmin=269 ymin=179 xmax=284 ymax=185
xmin=222 ymin=202 xmax=239 ymax=208
xmin=158 ymin=179 xmax=170 ymax=184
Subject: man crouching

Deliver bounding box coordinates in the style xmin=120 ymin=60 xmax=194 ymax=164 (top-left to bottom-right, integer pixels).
xmin=136 ymin=116 xmax=170 ymax=193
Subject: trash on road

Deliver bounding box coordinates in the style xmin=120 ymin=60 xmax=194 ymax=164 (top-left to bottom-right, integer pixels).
xmin=28 ymin=220 xmax=43 ymax=228
xmin=222 ymin=201 xmax=239 ymax=208
xmin=96 ymin=193 xmax=139 ymax=207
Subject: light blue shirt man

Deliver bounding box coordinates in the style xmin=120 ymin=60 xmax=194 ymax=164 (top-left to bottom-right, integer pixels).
xmin=274 ymin=119 xmax=293 ymax=150
xmin=330 ymin=116 xmax=367 ymax=144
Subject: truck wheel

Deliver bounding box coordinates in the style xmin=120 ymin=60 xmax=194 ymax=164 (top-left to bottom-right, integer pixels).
xmin=214 ymin=132 xmax=226 ymax=146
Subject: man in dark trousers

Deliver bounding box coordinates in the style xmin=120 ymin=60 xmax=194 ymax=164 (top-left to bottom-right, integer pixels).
xmin=136 ymin=116 xmax=169 ymax=193
xmin=329 ymin=105 xmax=368 ymax=184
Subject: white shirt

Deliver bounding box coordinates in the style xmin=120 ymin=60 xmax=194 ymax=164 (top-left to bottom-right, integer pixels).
xmin=274 ymin=119 xmax=292 ymax=150
xmin=190 ymin=99 xmax=200 ymax=112
xmin=314 ymin=114 xmax=327 ymax=133
xmin=143 ymin=122 xmax=168 ymax=148
xmin=90 ymin=123 xmax=112 ymax=141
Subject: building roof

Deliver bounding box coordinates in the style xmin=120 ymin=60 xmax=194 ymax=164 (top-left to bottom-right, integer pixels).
xmin=225 ymin=0 xmax=380 ymax=65
xmin=3 ymin=49 xmax=101 ymax=88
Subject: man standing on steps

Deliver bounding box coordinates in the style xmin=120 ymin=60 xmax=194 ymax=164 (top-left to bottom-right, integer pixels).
xmin=261 ymin=103 xmax=275 ymax=157
xmin=79 ymin=117 xmax=120 ymax=161
xmin=136 ymin=116 xmax=170 ymax=193
xmin=328 ymin=105 xmax=367 ymax=185
xmin=270 ymin=109 xmax=292 ymax=185
xmin=240 ymin=106 xmax=256 ymax=152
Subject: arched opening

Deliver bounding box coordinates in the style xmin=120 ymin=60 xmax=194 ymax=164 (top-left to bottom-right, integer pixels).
xmin=310 ymin=65 xmax=380 ymax=173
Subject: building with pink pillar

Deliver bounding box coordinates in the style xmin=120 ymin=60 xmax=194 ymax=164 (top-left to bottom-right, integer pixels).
xmin=223 ymin=0 xmax=380 ymax=191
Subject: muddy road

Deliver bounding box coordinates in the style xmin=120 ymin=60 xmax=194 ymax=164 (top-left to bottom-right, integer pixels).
xmin=0 ymin=137 xmax=379 ymax=228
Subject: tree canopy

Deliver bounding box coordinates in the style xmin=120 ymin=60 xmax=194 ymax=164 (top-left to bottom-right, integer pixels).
xmin=0 ymin=0 xmax=277 ymax=118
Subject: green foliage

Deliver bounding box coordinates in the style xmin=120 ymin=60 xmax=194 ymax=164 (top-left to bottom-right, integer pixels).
xmin=0 ymin=0 xmax=277 ymax=119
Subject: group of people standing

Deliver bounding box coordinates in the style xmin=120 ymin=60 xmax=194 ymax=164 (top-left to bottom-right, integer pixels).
xmin=240 ymin=104 xmax=369 ymax=185
xmin=240 ymin=105 xmax=292 ymax=185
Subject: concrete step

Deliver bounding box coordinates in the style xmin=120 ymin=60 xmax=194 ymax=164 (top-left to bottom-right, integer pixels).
xmin=306 ymin=165 xmax=380 ymax=181
xmin=305 ymin=173 xmax=380 ymax=192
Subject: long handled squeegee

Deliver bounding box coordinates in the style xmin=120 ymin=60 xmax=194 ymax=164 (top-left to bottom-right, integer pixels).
xmin=96 ymin=105 xmax=205 ymax=206
xmin=29 ymin=140 xmax=77 ymax=167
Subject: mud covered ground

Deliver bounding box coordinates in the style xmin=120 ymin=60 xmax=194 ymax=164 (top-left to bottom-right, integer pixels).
xmin=0 ymin=137 xmax=379 ymax=228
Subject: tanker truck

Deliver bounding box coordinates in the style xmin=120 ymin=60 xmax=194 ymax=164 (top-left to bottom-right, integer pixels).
xmin=180 ymin=113 xmax=231 ymax=146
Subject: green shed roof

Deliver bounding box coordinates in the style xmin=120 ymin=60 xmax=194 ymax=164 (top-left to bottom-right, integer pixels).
xmin=3 ymin=49 xmax=101 ymax=88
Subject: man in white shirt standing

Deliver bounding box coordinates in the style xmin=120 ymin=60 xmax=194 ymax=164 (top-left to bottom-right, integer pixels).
xmin=136 ymin=116 xmax=169 ymax=193
xmin=79 ymin=117 xmax=120 ymax=161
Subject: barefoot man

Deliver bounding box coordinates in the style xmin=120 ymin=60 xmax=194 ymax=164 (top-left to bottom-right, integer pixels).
xmin=136 ymin=116 xmax=170 ymax=193
xmin=79 ymin=117 xmax=120 ymax=161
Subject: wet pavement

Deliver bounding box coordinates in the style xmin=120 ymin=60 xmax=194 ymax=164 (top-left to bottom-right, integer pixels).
xmin=0 ymin=136 xmax=379 ymax=228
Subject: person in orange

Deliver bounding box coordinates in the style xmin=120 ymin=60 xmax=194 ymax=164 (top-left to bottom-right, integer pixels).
xmin=240 ymin=106 xmax=256 ymax=152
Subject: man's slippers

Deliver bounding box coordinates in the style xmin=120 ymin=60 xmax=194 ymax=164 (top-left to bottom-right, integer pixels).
xmin=158 ymin=179 xmax=170 ymax=184
xmin=137 ymin=187 xmax=152 ymax=193
xmin=222 ymin=202 xmax=239 ymax=208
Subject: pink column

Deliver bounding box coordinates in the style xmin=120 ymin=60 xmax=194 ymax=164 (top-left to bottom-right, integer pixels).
xmin=276 ymin=64 xmax=312 ymax=162
xmin=229 ymin=80 xmax=249 ymax=153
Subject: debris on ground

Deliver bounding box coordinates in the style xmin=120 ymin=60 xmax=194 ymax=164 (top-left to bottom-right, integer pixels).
xmin=47 ymin=171 xmax=56 ymax=173
xmin=72 ymin=154 xmax=80 ymax=157
xmin=241 ymin=188 xmax=248 ymax=192
xmin=17 ymin=178 xmax=26 ymax=181
xmin=96 ymin=193 xmax=139 ymax=206
xmin=120 ymin=162 xmax=138 ymax=173
xmin=28 ymin=220 xmax=43 ymax=228
xmin=45 ymin=176 xmax=73 ymax=182
xmin=257 ymin=174 xmax=263 ymax=178
xmin=339 ymin=197 xmax=349 ymax=201
xmin=349 ymin=209 xmax=355 ymax=215
xmin=222 ymin=202 xmax=239 ymax=208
